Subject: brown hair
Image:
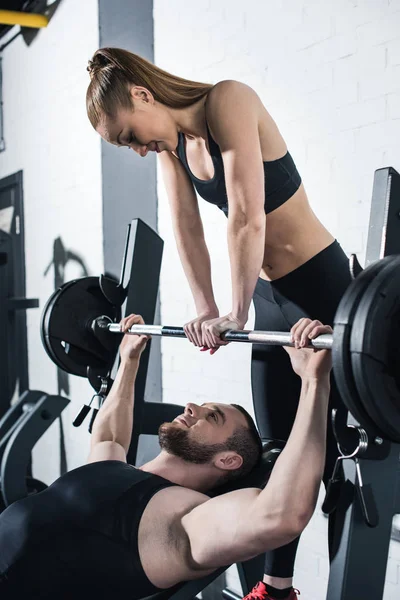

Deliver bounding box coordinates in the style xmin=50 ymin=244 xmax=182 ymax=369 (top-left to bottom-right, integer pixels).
xmin=86 ymin=47 xmax=213 ymax=129
xmin=226 ymin=404 xmax=263 ymax=478
xmin=211 ymin=404 xmax=263 ymax=488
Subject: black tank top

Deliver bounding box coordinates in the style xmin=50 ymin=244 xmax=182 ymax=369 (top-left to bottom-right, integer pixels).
xmin=0 ymin=461 xmax=177 ymax=599
xmin=176 ymin=124 xmax=302 ymax=216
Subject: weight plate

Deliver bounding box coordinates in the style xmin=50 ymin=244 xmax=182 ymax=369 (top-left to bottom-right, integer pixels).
xmin=41 ymin=276 xmax=121 ymax=377
xmin=332 ymin=256 xmax=397 ymax=435
xmin=351 ymin=256 xmax=400 ymax=443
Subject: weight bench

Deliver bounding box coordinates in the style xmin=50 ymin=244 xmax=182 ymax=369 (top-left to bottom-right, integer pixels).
xmin=38 ymin=220 xmax=281 ymax=597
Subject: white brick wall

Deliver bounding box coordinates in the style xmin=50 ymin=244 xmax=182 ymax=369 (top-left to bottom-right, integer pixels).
xmin=154 ymin=0 xmax=400 ymax=597
xmin=0 ymin=0 xmax=101 ymax=483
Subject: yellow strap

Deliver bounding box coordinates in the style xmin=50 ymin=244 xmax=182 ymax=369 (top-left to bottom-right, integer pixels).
xmin=0 ymin=9 xmax=48 ymax=29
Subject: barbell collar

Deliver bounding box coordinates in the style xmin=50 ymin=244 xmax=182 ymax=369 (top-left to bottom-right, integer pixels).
xmin=106 ymin=323 xmax=333 ymax=349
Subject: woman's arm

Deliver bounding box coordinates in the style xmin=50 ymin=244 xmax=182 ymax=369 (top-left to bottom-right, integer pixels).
xmin=159 ymin=151 xmax=218 ymax=316
xmin=209 ymin=81 xmax=266 ymax=322
xmin=201 ymin=81 xmax=267 ymax=345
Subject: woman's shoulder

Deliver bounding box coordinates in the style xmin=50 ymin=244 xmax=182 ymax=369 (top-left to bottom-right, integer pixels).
xmin=208 ymin=79 xmax=257 ymax=101
xmin=206 ymin=80 xmax=263 ymax=133
xmin=207 ymin=80 xmax=262 ymax=113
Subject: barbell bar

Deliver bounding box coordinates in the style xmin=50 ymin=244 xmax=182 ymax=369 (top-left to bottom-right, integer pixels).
xmin=106 ymin=322 xmax=333 ymax=349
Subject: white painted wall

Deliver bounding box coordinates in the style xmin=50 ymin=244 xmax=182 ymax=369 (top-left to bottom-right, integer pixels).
xmin=154 ymin=1 xmax=400 ymax=598
xmin=0 ymin=0 xmax=102 ymax=483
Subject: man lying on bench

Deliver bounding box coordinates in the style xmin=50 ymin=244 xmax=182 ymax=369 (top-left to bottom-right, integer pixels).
xmin=0 ymin=314 xmax=332 ymax=600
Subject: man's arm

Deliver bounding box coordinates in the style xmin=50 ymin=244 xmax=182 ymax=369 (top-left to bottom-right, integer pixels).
xmin=181 ymin=319 xmax=332 ymax=569
xmin=87 ymin=314 xmax=148 ymax=464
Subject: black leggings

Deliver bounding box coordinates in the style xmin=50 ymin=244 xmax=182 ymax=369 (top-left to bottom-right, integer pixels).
xmin=251 ymin=240 xmax=352 ymax=578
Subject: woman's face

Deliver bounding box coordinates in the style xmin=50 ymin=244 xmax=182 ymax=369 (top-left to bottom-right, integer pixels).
xmin=96 ymin=86 xmax=178 ymax=156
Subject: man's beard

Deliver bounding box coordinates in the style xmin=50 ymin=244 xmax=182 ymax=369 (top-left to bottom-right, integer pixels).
xmin=158 ymin=422 xmax=227 ymax=464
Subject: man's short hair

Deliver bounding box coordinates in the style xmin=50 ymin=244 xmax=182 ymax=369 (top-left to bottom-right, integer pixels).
xmin=217 ymin=404 xmax=263 ymax=485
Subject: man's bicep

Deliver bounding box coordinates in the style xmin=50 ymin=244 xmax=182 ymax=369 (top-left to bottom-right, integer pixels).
xmin=87 ymin=441 xmax=127 ymax=464
xmin=181 ymin=487 xmax=289 ymax=570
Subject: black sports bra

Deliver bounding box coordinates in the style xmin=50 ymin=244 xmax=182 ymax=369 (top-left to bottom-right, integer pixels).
xmin=177 ymin=124 xmax=302 ymax=217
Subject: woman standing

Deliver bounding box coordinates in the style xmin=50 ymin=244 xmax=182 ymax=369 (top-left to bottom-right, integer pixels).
xmin=86 ymin=47 xmax=352 ymax=600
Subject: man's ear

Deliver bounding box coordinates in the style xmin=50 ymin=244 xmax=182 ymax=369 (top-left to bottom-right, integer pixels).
xmin=213 ymin=451 xmax=243 ymax=472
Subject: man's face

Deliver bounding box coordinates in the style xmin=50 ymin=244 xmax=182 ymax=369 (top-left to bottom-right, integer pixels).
xmin=158 ymin=402 xmax=247 ymax=464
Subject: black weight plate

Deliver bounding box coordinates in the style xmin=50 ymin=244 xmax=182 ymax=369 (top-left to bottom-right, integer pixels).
xmin=41 ymin=278 xmax=99 ymax=376
xmin=41 ymin=286 xmax=66 ymax=372
xmin=41 ymin=277 xmax=121 ymax=377
xmin=332 ymin=256 xmax=396 ymax=435
xmin=351 ymin=256 xmax=400 ymax=443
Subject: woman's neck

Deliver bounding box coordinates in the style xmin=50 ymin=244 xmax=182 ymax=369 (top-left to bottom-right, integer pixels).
xmin=170 ymin=95 xmax=209 ymax=140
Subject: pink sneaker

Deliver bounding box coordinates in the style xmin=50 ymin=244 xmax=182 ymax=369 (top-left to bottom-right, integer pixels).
xmin=241 ymin=581 xmax=301 ymax=600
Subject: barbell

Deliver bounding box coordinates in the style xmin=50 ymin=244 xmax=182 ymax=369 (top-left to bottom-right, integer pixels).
xmin=41 ymin=255 xmax=400 ymax=443
xmin=105 ymin=322 xmax=333 ymax=348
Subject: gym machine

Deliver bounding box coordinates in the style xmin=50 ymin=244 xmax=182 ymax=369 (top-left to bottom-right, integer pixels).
xmin=0 ymin=390 xmax=69 ymax=510
xmin=39 ymin=167 xmax=400 ymax=599
xmin=325 ymin=166 xmax=400 ymax=600
xmin=40 ymin=218 xmax=283 ymax=597
xmin=0 ymin=172 xmax=69 ymax=511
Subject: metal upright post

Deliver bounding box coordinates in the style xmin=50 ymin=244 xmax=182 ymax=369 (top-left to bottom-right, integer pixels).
xmin=327 ymin=446 xmax=399 ymax=599
xmin=327 ymin=166 xmax=400 ymax=599
xmin=365 ymin=167 xmax=400 ymax=265
xmin=118 ymin=219 xmax=164 ymax=465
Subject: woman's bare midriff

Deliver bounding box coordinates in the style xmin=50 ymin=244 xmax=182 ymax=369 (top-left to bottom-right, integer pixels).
xmin=257 ymin=105 xmax=335 ymax=281
xmin=260 ymin=184 xmax=335 ymax=281
xmin=183 ymin=134 xmax=334 ymax=282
